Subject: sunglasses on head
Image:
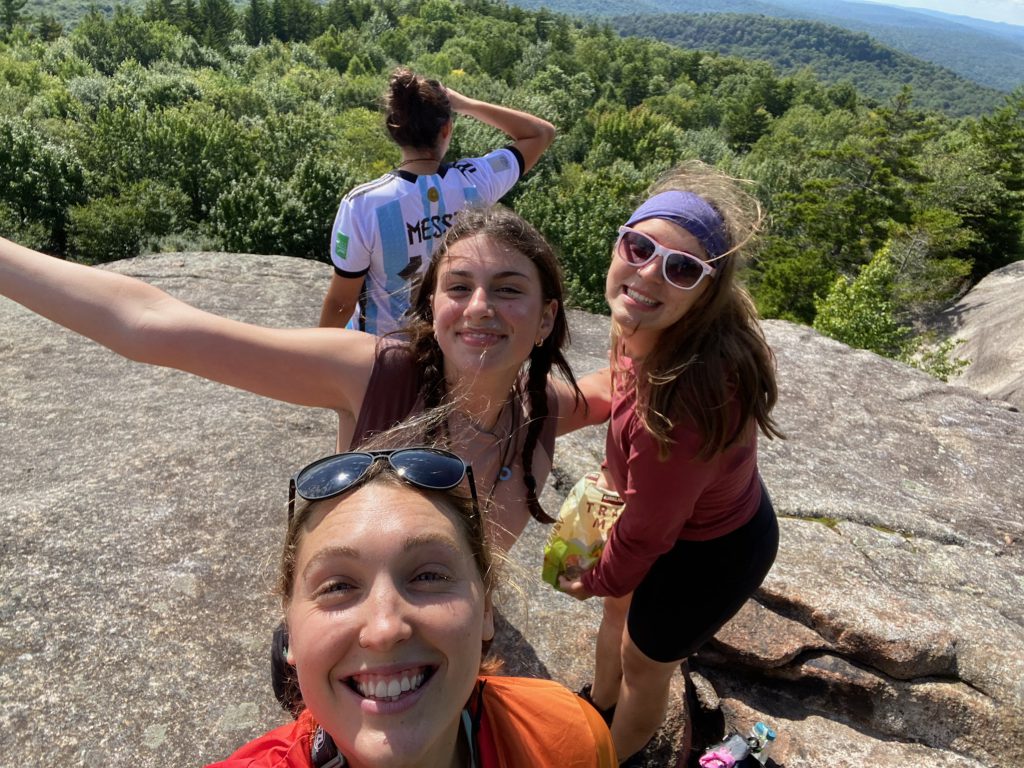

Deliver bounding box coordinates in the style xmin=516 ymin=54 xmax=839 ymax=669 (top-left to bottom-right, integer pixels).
xmin=615 ymin=225 xmax=717 ymax=290
xmin=287 ymin=448 xmax=479 ymax=522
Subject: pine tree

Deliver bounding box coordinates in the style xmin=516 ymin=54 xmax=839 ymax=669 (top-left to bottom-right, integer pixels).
xmin=968 ymin=89 xmax=1024 ymax=275
xmin=34 ymin=11 xmax=62 ymax=41
xmin=181 ymin=0 xmax=200 ymax=40
xmin=198 ymin=0 xmax=237 ymax=49
xmin=143 ymin=0 xmax=181 ymax=26
xmin=1 ymin=0 xmax=28 ymax=34
xmin=271 ymin=0 xmax=321 ymax=43
xmin=243 ymin=0 xmax=272 ymax=45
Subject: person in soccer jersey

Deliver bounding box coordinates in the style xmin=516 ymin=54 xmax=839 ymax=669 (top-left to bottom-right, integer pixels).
xmin=318 ymin=67 xmax=555 ymax=335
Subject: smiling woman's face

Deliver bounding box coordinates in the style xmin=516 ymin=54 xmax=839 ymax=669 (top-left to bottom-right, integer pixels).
xmin=605 ymin=218 xmax=711 ymax=358
xmin=285 ymin=482 xmax=494 ymax=768
xmin=430 ymin=233 xmax=557 ymax=385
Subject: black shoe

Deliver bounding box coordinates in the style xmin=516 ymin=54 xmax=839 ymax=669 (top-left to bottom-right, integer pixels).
xmin=578 ymin=682 xmax=617 ymax=726
xmin=270 ymin=621 xmax=303 ymax=718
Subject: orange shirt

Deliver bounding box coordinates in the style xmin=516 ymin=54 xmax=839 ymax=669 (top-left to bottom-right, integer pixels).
xmin=207 ymin=676 xmax=615 ymax=768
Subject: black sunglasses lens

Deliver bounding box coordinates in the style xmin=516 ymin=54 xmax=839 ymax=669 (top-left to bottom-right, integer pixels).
xmin=391 ymin=448 xmax=466 ymax=490
xmin=665 ymin=253 xmax=704 ymax=288
xmin=621 ymin=231 xmax=655 ymax=265
xmin=296 ymin=453 xmax=374 ymax=501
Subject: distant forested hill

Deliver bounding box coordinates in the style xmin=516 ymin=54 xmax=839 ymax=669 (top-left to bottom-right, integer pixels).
xmin=759 ymin=0 xmax=1024 ymax=93
xmin=613 ymin=13 xmax=1005 ymax=116
xmin=25 ymin=0 xmax=146 ymax=28
xmin=507 ymin=0 xmax=1024 ymax=92
xmin=33 ymin=0 xmax=1024 ymax=92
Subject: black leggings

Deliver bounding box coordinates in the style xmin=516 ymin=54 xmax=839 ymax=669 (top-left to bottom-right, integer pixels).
xmin=626 ymin=483 xmax=779 ymax=663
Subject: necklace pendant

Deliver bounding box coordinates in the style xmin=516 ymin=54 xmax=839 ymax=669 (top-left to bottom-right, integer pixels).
xmin=498 ymin=466 xmax=513 ymax=482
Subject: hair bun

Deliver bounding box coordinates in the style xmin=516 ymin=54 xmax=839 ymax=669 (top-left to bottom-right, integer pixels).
xmin=390 ymin=67 xmax=418 ymax=97
xmin=385 ymin=66 xmax=451 ymax=149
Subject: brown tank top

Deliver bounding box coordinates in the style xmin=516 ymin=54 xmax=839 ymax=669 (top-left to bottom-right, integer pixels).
xmin=352 ymin=339 xmax=559 ymax=535
xmin=351 ymin=338 xmax=426 ymax=447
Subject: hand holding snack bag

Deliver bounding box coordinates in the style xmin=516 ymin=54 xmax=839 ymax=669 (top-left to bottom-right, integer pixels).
xmin=542 ymin=472 xmax=625 ymax=590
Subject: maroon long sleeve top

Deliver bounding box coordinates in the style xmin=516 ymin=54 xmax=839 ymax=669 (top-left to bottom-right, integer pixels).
xmin=581 ymin=364 xmax=762 ymax=598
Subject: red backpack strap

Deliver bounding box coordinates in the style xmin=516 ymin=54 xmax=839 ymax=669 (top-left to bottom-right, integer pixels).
xmin=475 ymin=677 xmax=617 ymax=767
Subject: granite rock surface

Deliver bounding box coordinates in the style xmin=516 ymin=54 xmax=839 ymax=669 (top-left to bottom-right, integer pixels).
xmin=939 ymin=259 xmax=1024 ymax=410
xmin=1 ymin=252 xmax=1021 ymax=767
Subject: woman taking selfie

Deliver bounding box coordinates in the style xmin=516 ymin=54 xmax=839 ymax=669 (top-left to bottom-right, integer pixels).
xmin=209 ymin=438 xmax=616 ymax=767
xmin=1 ymin=204 xmax=609 ymax=721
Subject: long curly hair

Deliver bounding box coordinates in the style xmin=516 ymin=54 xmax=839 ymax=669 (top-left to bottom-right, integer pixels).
xmin=613 ymin=162 xmax=783 ymax=460
xmin=402 ymin=205 xmax=581 ymax=524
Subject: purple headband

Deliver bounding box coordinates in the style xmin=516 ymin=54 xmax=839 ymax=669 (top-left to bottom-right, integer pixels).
xmin=626 ymin=191 xmax=729 ymax=259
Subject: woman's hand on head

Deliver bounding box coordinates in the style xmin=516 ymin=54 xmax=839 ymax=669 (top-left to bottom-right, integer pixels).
xmin=443 ymin=85 xmax=470 ymax=113
xmin=436 ymin=87 xmax=554 ymax=173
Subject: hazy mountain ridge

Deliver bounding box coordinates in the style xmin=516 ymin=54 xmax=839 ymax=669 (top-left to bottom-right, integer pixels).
xmin=763 ymin=0 xmax=1024 ymax=90
xmin=612 ymin=12 xmax=1007 ymax=115
xmin=912 ymin=9 xmax=1024 ymax=43
xmin=508 ymin=0 xmax=1024 ymax=91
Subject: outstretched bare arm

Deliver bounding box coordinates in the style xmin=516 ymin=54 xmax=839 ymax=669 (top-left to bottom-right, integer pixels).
xmin=0 ymin=237 xmax=376 ymax=414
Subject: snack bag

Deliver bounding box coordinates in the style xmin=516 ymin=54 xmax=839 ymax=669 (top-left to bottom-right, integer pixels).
xmin=542 ymin=472 xmax=625 ymax=590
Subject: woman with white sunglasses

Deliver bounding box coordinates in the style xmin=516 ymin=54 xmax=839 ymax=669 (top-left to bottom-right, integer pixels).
xmin=557 ymin=162 xmax=784 ymax=765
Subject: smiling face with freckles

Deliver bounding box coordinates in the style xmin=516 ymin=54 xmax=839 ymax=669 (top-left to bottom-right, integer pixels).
xmin=285 ymin=482 xmax=493 ymax=768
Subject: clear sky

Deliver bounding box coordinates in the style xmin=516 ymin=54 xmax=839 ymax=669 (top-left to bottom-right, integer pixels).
xmin=858 ymin=0 xmax=1024 ymax=25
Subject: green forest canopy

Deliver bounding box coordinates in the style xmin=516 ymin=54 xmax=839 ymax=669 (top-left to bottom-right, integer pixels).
xmin=1 ymin=0 xmax=1022 ymax=377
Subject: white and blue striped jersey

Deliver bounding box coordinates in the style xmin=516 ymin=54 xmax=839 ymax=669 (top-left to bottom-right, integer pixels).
xmin=330 ymin=146 xmax=524 ymax=335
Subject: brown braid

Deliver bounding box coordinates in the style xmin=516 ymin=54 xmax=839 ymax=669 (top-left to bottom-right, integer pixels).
xmin=521 ymin=340 xmax=557 ymax=523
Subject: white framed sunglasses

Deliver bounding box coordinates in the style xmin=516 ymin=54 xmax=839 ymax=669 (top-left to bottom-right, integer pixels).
xmin=615 ymin=225 xmax=716 ymax=290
